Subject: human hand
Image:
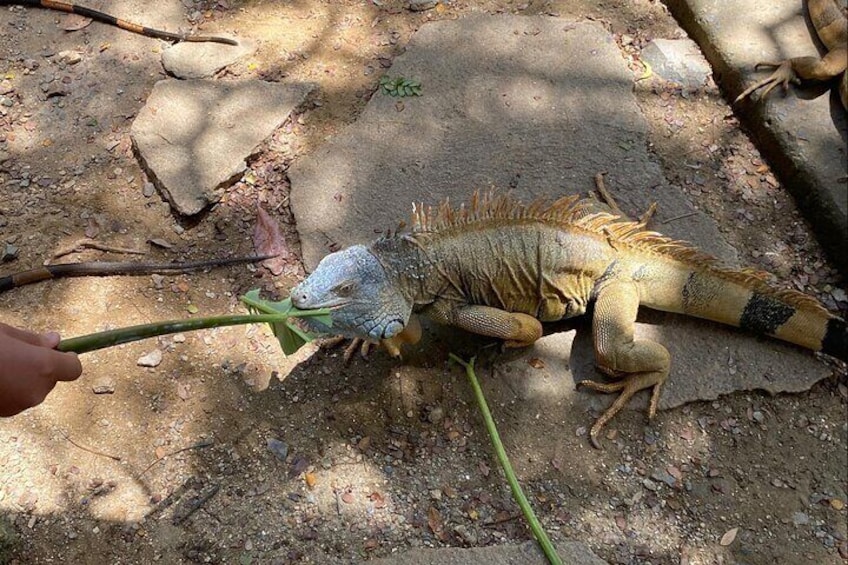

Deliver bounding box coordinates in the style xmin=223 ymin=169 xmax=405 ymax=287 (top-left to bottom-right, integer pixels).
xmin=0 ymin=323 xmax=82 ymax=417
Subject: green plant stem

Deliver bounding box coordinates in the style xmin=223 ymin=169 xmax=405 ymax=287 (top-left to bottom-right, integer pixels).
xmin=59 ymin=313 xmax=301 ymax=354
xmin=449 ymin=353 xmax=563 ymax=565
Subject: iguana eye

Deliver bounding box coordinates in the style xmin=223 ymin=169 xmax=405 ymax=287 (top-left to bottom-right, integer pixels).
xmin=335 ymin=282 xmax=355 ymax=297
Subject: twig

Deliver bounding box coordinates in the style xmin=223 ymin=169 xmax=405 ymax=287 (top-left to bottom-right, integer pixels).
xmin=661 ymin=211 xmax=698 ymax=225
xmin=48 ymin=238 xmax=147 ymax=263
xmin=172 ymin=483 xmax=220 ymax=525
xmin=482 ymin=512 xmax=523 ymax=528
xmin=59 ymin=429 xmax=121 ymax=461
xmin=138 ymin=438 xmax=215 ymax=477
xmin=449 ymin=354 xmax=563 ymax=565
xmin=593 ymin=172 xmax=625 ymax=216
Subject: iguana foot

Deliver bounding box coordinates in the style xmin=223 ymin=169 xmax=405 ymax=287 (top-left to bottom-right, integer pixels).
xmin=593 ymin=172 xmax=657 ymax=228
xmin=578 ymin=371 xmax=664 ymax=449
xmin=735 ymin=60 xmax=799 ymax=103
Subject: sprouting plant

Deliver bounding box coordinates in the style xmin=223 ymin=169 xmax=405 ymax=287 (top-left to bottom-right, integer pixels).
xmin=379 ymin=75 xmax=422 ymax=97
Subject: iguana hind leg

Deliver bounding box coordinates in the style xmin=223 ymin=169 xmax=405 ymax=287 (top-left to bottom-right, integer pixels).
xmin=578 ymin=281 xmax=671 ymax=449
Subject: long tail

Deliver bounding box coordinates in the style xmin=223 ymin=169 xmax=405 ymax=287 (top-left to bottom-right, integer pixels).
xmin=4 ymin=0 xmax=237 ymax=45
xmin=644 ymin=261 xmax=847 ymax=362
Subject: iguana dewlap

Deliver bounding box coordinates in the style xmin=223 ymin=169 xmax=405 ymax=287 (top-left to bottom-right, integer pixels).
xmin=292 ymin=192 xmax=847 ymax=448
xmin=736 ymin=0 xmax=848 ymax=109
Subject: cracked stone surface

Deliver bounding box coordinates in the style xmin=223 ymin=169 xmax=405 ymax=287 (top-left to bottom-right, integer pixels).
xmin=132 ymin=78 xmax=312 ymax=215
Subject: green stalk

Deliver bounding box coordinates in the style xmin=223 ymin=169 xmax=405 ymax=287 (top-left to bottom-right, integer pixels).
xmin=449 ymin=353 xmax=563 ymax=565
xmin=59 ymin=311 xmax=325 ymax=355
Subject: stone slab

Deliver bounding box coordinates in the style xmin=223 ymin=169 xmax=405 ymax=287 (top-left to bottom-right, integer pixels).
xmin=367 ymin=540 xmax=608 ymax=565
xmin=290 ymin=16 xmax=736 ymax=270
xmin=641 ymin=38 xmax=712 ymax=89
xmin=665 ymin=0 xmax=848 ymax=274
xmin=162 ymin=38 xmax=256 ymax=79
xmin=132 ymin=79 xmax=312 ymax=215
xmin=289 ymin=15 xmax=830 ymax=416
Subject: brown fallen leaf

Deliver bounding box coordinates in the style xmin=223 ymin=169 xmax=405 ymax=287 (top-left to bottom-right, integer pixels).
xmin=252 ymin=205 xmax=289 ymax=275
xmin=60 ymin=14 xmax=92 ymax=32
xmin=427 ymin=505 xmax=442 ymax=534
xmin=719 ymin=527 xmax=738 ymax=546
xmin=527 ymin=357 xmax=545 ymax=369
xmin=305 ymin=473 xmax=317 ymax=488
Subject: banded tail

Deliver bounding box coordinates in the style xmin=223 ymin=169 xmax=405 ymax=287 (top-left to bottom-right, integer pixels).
xmin=3 ymin=0 xmax=237 ymax=45
xmin=643 ymin=261 xmax=847 ymax=362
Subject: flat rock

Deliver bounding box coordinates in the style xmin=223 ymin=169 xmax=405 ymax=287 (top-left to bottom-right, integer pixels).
xmin=132 ymin=79 xmax=312 ymax=215
xmin=162 ymin=38 xmax=256 ymax=79
xmin=665 ymin=0 xmax=848 ymax=274
xmin=290 ymin=16 xmax=735 ymax=269
xmin=641 ymin=38 xmax=712 ymax=89
xmin=290 ymin=15 xmax=829 ymax=416
xmin=368 ymin=540 xmax=608 ymax=565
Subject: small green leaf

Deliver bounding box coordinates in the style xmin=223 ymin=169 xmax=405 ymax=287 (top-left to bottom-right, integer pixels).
xmin=186 ymin=304 xmax=199 ymax=314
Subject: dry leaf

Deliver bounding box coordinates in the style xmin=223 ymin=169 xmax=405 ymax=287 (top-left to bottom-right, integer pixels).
xmin=357 ymin=436 xmax=371 ymax=452
xmin=363 ymin=539 xmax=379 ymax=551
xmin=719 ymin=527 xmax=738 ymax=546
xmin=427 ymin=505 xmax=442 ymax=533
xmin=252 ymin=205 xmax=289 ymax=275
xmin=60 ymin=14 xmax=92 ymax=32
xmin=369 ymin=491 xmax=386 ymax=508
xmin=305 ymin=473 xmax=317 ymax=488
xmin=527 ymin=357 xmax=545 ymax=369
xmin=341 ymin=491 xmax=354 ymax=504
xmin=154 ymin=446 xmax=167 ymax=459
xmin=831 ymin=498 xmax=845 ymax=510
xmin=148 ymin=238 xmax=173 ymax=249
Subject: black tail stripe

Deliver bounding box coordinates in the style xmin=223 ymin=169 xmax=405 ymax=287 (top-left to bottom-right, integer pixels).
xmin=739 ymin=292 xmax=795 ymax=335
xmin=821 ymin=318 xmax=847 ymax=362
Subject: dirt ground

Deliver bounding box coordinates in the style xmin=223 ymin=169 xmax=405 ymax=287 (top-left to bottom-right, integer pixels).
xmin=0 ymin=1 xmax=846 ymax=564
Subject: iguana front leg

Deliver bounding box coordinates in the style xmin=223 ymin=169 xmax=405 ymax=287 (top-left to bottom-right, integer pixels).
xmin=430 ymin=303 xmax=543 ymax=347
xmin=578 ymin=281 xmax=671 ymax=449
xmin=735 ymin=47 xmax=848 ymax=104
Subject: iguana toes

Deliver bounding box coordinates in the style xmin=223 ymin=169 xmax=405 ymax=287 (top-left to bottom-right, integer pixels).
xmin=1 ymin=0 xmax=237 ymax=45
xmin=735 ymin=0 xmax=847 ymax=109
xmin=0 ymin=256 xmax=269 ymax=293
xmin=291 ymin=192 xmax=847 ymax=448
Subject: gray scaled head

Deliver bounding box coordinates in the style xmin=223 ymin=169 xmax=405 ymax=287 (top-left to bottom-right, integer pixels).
xmin=291 ymin=245 xmax=412 ymax=342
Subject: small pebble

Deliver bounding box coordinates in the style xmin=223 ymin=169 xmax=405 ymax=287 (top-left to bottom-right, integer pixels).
xmin=137 ymin=349 xmax=163 ymax=367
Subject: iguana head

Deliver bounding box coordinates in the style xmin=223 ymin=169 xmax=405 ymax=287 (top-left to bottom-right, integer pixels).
xmin=291 ymin=245 xmax=413 ymax=342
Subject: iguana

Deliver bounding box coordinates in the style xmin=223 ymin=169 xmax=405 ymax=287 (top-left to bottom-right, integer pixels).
xmin=735 ymin=0 xmax=847 ymax=109
xmin=0 ymin=255 xmax=268 ymax=293
xmin=0 ymin=0 xmax=237 ymax=45
xmin=291 ymin=191 xmax=847 ymax=448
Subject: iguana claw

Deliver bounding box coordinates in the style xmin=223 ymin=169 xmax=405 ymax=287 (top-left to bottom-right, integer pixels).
xmin=578 ymin=372 xmax=664 ymax=449
xmin=735 ymin=60 xmax=798 ymax=104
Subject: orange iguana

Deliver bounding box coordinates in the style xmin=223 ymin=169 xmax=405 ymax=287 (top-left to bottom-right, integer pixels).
xmin=736 ymin=0 xmax=847 ymax=109
xmin=0 ymin=0 xmax=237 ymax=45
xmin=291 ymin=192 xmax=847 ymax=448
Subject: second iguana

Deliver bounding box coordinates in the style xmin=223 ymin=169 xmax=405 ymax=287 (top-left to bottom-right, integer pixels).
xmin=735 ymin=0 xmax=847 ymax=109
xmin=291 ymin=191 xmax=847 ymax=448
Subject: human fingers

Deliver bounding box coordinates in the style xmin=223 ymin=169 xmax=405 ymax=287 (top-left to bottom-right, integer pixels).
xmin=43 ymin=349 xmax=82 ymax=382
xmin=0 ymin=323 xmax=57 ymax=348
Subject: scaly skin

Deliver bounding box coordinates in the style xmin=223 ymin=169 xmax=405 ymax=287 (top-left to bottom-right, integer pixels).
xmin=736 ymin=0 xmax=847 ymax=109
xmin=292 ymin=192 xmax=847 ymax=448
